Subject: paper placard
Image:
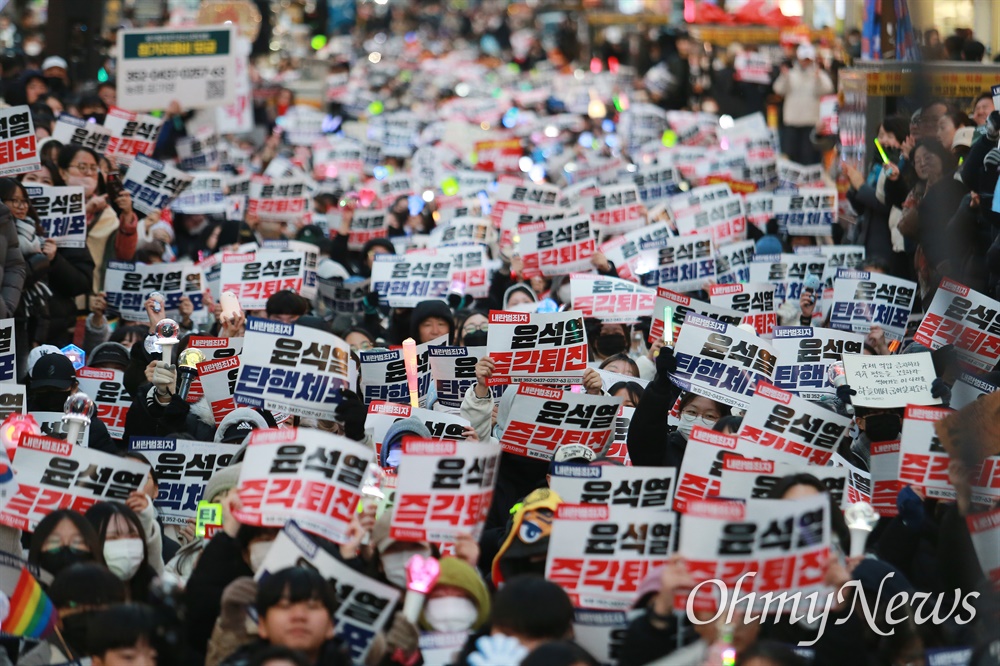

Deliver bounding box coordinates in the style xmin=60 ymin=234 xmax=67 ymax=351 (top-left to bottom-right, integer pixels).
xmin=0 ymin=106 xmax=39 ymax=176
xmin=632 ymin=232 xmax=716 ymax=293
xmin=103 ymin=261 xmax=204 ymax=321
xmin=358 ymin=335 xmax=445 ymax=408
xmin=24 ymin=185 xmax=86 ymax=249
xmin=828 ymin=269 xmax=917 ymax=344
xmin=365 ymin=401 xmax=471 ymax=455
xmin=485 ymin=310 xmax=589 ymax=386
xmin=122 ymin=154 xmax=193 ymax=215
xmin=76 ymin=368 xmax=130 ymax=440
xmin=550 ymin=464 xmax=674 ymax=509
xmin=648 ymin=288 xmax=746 ymax=345
xmin=770 ymin=326 xmax=866 ymax=399
xmin=709 ymin=283 xmax=776 ymax=337
xmin=718 ymin=456 xmax=847 ymax=505
xmin=913 ymin=278 xmax=1000 ymax=372
xmin=570 ymin=274 xmax=656 ymax=324
xmin=841 ymin=352 xmax=941 ymax=409
xmin=218 ymin=250 xmax=307 ymax=311
xmin=129 ymin=438 xmax=236 ymax=524
xmin=516 ymin=214 xmax=596 ymax=278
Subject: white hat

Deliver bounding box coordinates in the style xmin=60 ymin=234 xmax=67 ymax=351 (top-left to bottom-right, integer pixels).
xmin=27 ymin=345 xmax=61 ymax=378
xmin=41 ymin=56 xmax=68 ymax=71
xmin=952 ymin=126 xmax=976 ymax=149
xmin=553 ymin=444 xmax=597 ymax=464
xmin=796 ymin=44 xmax=817 ymax=61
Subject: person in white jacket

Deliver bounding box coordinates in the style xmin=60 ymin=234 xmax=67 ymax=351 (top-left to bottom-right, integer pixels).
xmin=772 ymin=43 xmax=834 ymax=166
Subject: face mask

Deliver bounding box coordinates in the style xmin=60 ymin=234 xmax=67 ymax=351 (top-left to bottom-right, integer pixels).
xmin=39 ymin=546 xmax=91 ymax=577
xmin=249 ymin=540 xmax=273 ymax=573
xmin=59 ymin=613 xmax=93 ymax=657
xmin=385 ymin=445 xmax=402 ymax=468
xmin=596 ymin=334 xmax=627 ymax=357
xmin=676 ymin=413 xmax=716 ymax=440
xmin=382 ymin=551 xmax=427 ymax=589
xmin=463 ymin=331 xmax=487 ymax=347
xmin=423 ymin=596 xmax=478 ymax=633
xmin=103 ymin=538 xmax=144 ymax=581
xmin=66 ymin=175 xmax=97 ymax=198
xmin=865 ymin=413 xmax=901 ymax=442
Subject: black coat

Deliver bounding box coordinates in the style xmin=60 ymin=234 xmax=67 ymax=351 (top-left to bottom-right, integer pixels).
xmin=46 ymin=246 xmax=94 ymax=348
xmin=626 ymin=375 xmax=684 ymax=468
xmin=184 ymin=532 xmax=254 ymax=660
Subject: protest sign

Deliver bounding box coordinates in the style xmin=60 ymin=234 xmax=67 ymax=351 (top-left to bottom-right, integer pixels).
xmin=841 ymin=352 xmax=941 ymax=409
xmin=427 ymin=346 xmax=493 ymax=411
xmin=365 ymin=401 xmax=470 ymax=455
xmin=950 ymin=371 xmax=1000 ymax=410
xmin=122 ymin=154 xmax=194 ymax=215
xmin=671 ymin=314 xmax=778 ymax=408
xmin=632 ymin=232 xmax=716 ymax=293
xmin=808 ymin=244 xmax=866 ymax=285
xmin=549 ymin=463 xmax=674 ymax=509
xmin=666 ymin=183 xmax=732 ymax=220
xmin=260 ymin=239 xmax=318 ymax=301
xmin=743 ymin=189 xmax=837 ymax=235
xmin=23 ymin=185 xmax=86 ymax=249
xmin=967 ymin=508 xmax=1000 ymax=588
xmin=598 ymin=221 xmax=673 ymax=281
xmin=176 ymin=131 xmax=221 ymax=170
xmin=317 ymin=276 xmax=369 ymax=317
xmin=103 ymin=261 xmax=204 ymax=320
xmin=709 ymin=283 xmax=777 ymax=336
xmin=411 ymin=246 xmax=489 ymax=300
xmin=103 ymin=107 xmax=163 ymax=163
xmin=369 ymin=255 xmax=452 ymax=308
xmin=499 ymin=384 xmax=621 ymax=460
xmin=604 ymin=406 xmax=635 ymax=467
xmin=390 ymin=439 xmax=501 ymax=543
xmin=33 ymin=412 xmax=89 ymax=446
xmin=570 ymin=275 xmax=656 ymax=324
xmin=870 ymin=440 xmax=903 ymax=517
xmin=679 ymin=494 xmax=830 ymax=613
xmin=648 ymin=288 xmax=746 ymax=345
xmin=0 ymin=320 xmax=13 ymax=382
xmin=0 ymin=383 xmax=25 ymax=422
xmin=493 ymin=177 xmax=560 ymax=208
xmin=777 ymin=159 xmax=826 ymax=188
xmin=485 ymin=310 xmax=589 ymax=386
xmin=234 ymin=428 xmax=374 ymax=543
xmin=247 ymin=177 xmax=310 ymax=223
xmin=358 ymin=336 xmax=445 ymax=407
xmin=718 ymin=456 xmax=847 ymax=505
xmin=0 ymin=435 xmax=148 ymax=531
xmin=51 ymin=113 xmax=112 ymax=154
xmin=473 ymin=138 xmax=521 ymax=173
xmin=771 ymin=326 xmax=866 ymax=399
xmin=546 ymin=504 xmax=675 ymax=610
xmin=583 ymin=184 xmax=645 ymax=234
xmin=129 ymin=438 xmax=236 ymax=524
xmin=573 ymin=609 xmax=630 ymax=666
xmin=913 ymin=278 xmax=1000 ymax=371
xmin=184 ymin=335 xmax=242 ymax=405
xmin=632 ymin=163 xmax=681 ymax=205
xmin=715 ymin=239 xmax=755 ymax=285
xmin=419 ymin=633 xmax=470 ymax=666
xmin=116 ymin=25 xmax=238 ymax=110
xmin=436 ymin=216 xmax=493 ymax=247
xmin=235 ymin=318 xmax=350 ymax=419
xmin=735 ymin=382 xmax=853 ymax=466
xmin=748 ymin=253 xmax=827 ymax=305
xmin=831 ymin=452 xmax=873 ymax=508
xmin=348 ymin=209 xmax=389 ymax=251
xmin=75 ymin=368 xmax=130 ymax=440
xmin=170 ymin=172 xmax=229 ymax=215
xmin=516 ymin=215 xmax=595 ymax=278
xmin=673 ymin=426 xmax=739 ymax=512
xmin=197 ymin=355 xmax=240 ymax=425
xmin=0 ymin=106 xmax=38 ymax=176
xmin=674 ymin=196 xmax=746 ymax=246
xmin=734 ymin=52 xmax=773 ymax=84
xmin=219 ymin=250 xmax=306 ymax=310
xmin=256 ymin=520 xmax=400 ymax=662
xmin=828 ymin=269 xmax=917 ymax=343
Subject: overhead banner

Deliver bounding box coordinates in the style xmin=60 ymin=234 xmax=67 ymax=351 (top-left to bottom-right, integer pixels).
xmin=841 ymin=352 xmax=941 ymax=409
xmin=129 ymin=437 xmax=236 ymax=525
xmin=499 ymin=384 xmax=621 ymax=461
xmin=103 ymin=261 xmax=204 ymax=320
xmin=770 ymin=326 xmax=866 ymax=400
xmin=218 ymin=250 xmax=307 ymax=311
xmin=546 ymin=504 xmax=675 ymax=610
xmin=75 ymin=368 xmax=130 ymax=440
xmin=709 ymin=283 xmax=777 ymax=337
xmin=485 ymin=310 xmax=589 ymax=386
xmin=116 ymin=25 xmax=238 ymax=110
xmin=0 ymin=106 xmax=39 ymax=176
xmin=570 ymin=275 xmax=656 ymax=324
xmin=358 ymin=335 xmax=445 ymax=407
xmin=0 ymin=435 xmax=148 ymax=531
xmin=24 ymin=185 xmax=86 ymax=249
xmin=516 ymin=215 xmax=595 ymax=278
xmin=648 ymin=288 xmax=746 ymax=345
xmin=913 ymin=278 xmax=1000 ymax=372
xmin=828 ymin=269 xmax=917 ymax=344
xmin=671 ymin=314 xmax=778 ymax=409
xmin=718 ymin=457 xmax=847 ymax=506
xmin=632 ymin=232 xmax=717 ymax=293
xmin=234 ymin=428 xmax=374 ymax=543
xmin=390 ymin=439 xmax=501 ymax=543
xmin=365 ymin=401 xmax=470 ymax=455
xmin=549 ymin=464 xmax=675 ymax=510
xmin=122 ymin=154 xmax=194 ymax=215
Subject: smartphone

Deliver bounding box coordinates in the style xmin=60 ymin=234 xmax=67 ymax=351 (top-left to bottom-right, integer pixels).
xmin=220 ymin=291 xmax=242 ymax=321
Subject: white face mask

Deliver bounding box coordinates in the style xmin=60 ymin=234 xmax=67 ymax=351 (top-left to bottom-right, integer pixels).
xmin=103 ymin=538 xmax=144 ymax=580
xmin=676 ymin=413 xmax=716 ymax=440
xmin=381 ymin=551 xmax=427 ymax=589
xmin=249 ymin=540 xmax=273 ymax=573
xmin=424 ymin=596 xmax=478 ymax=633
xmin=66 ymin=174 xmax=97 ymax=198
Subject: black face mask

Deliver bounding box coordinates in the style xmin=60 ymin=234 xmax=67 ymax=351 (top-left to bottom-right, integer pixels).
xmin=596 ymin=334 xmax=627 ymax=357
xmin=39 ymin=546 xmax=92 ymax=578
xmin=59 ymin=613 xmax=94 ymax=657
xmin=463 ymin=331 xmax=487 ymax=347
xmin=29 ymin=391 xmax=71 ymax=413
xmin=865 ymin=413 xmax=902 ymax=442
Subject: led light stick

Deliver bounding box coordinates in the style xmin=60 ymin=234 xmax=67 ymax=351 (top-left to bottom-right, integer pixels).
xmin=873 ymin=138 xmax=890 ymax=165
xmin=402 ymin=338 xmax=419 ymax=408
xmin=662 ymin=306 xmax=674 ymax=347
xmin=402 ymin=554 xmax=440 ymax=622
xmin=62 ymin=393 xmax=93 ymax=446
xmin=0 ymin=414 xmax=39 ymax=460
xmin=156 ymin=319 xmax=181 ymax=365
xmin=176 ymin=348 xmax=206 ymax=401
xmin=845 ymin=501 xmax=879 ymax=557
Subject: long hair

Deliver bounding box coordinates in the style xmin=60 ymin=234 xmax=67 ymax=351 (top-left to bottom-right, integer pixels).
xmin=84 ymin=502 xmax=157 ymax=602
xmin=28 ymin=509 xmax=105 ymax=568
xmin=0 ymin=177 xmax=43 ymax=231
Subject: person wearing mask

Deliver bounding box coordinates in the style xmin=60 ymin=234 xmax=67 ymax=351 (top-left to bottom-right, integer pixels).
xmin=772 ymin=44 xmax=834 ymax=165
xmin=85 ymin=502 xmax=161 ymax=602
xmin=370 ymin=510 xmax=434 ymax=590
xmin=589 ymin=322 xmax=629 ymax=362
xmin=419 ymin=557 xmax=491 ymax=634
xmin=28 ymin=509 xmax=104 ymax=580
xmin=454 ymin=310 xmax=489 ymax=347
xmin=27 ymin=353 xmax=116 ymax=453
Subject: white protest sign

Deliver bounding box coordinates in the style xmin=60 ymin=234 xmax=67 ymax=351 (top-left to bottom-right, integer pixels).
xmin=709 ymin=282 xmax=777 ymax=337
xmin=499 ymin=384 xmax=621 ymax=461
xmin=365 ymin=401 xmax=470 ymax=455
xmin=828 ymin=269 xmax=917 ymax=344
xmin=357 ymin=336 xmax=445 ymax=407
xmin=718 ymin=456 xmax=847 ymax=506
xmin=219 ymin=250 xmax=307 ymax=311
xmin=748 ymin=253 xmax=827 ymax=305
xmin=809 ymin=244 xmax=865 ymax=285
xmin=0 ymin=435 xmax=148 ymax=531
xmin=51 ymin=114 xmax=112 ymax=154
xmin=967 ymin=508 xmax=1000 ymax=590
xmin=674 ymin=196 xmax=746 ymax=247
xmin=598 ymin=221 xmax=673 ymax=282
xmin=370 ymin=255 xmax=452 ymax=308
xmin=673 ymin=427 xmax=739 ymax=512
xmin=0 ymin=320 xmax=13 ymax=382
xmin=317 ymin=277 xmax=369 ymax=318
xmin=603 ymin=406 xmax=635 ymax=467
xmin=34 ymin=411 xmax=90 ymax=446
xmin=170 ymin=171 xmax=228 ymax=215
xmin=129 ymin=437 xmax=236 ymax=524
xmin=122 ymin=154 xmax=193 ymax=215
xmin=913 ymin=278 xmax=1000 ymax=372
xmin=715 ymin=239 xmax=755 ymax=285
xmin=485 ymin=310 xmax=589 ymax=386
xmin=216 ymin=41 xmax=254 ymax=134
xmin=436 ymin=216 xmax=493 ymax=247
xmin=570 ymin=274 xmax=656 ymax=324
xmin=24 ymin=185 xmax=86 ymax=249
xmin=0 ymin=106 xmax=39 ymax=176
xmin=549 ymin=463 xmax=675 ymax=509
xmin=771 ymin=326 xmax=866 ymax=399
xmin=950 ymin=371 xmax=1000 ymax=410
xmin=428 ymin=346 xmax=495 ymax=411
xmin=671 ymin=314 xmax=778 ymax=408
xmin=103 ymin=107 xmax=163 ymax=164
xmin=197 ymin=355 xmax=240 ymax=425
xmin=407 ymin=245 xmax=489 ymax=300
xmin=841 ymin=352 xmax=941 ymax=409
xmin=348 ymin=209 xmax=389 ymax=251
xmin=649 ymin=288 xmax=747 ymax=345
xmin=831 ymin=452 xmax=873 ymax=509
xmin=583 ymin=184 xmax=645 ymax=235
xmin=546 ymin=504 xmax=675 ymax=610
xmin=76 ymin=368 xmax=130 ymax=440
xmin=0 ymin=383 xmax=25 ymax=422
xmin=516 ymin=215 xmax=595 ymax=278
xmin=666 ymin=183 xmax=733 ymax=220
xmin=744 ymin=189 xmax=837 ymax=236
xmin=235 ymin=318 xmax=350 ymax=419
xmin=176 ymin=131 xmax=221 ymax=170
xmin=632 ymin=232 xmax=716 ymax=293
xmin=117 ymin=25 xmax=238 ymax=110
xmin=184 ymin=335 xmax=242 ymax=405
xmin=735 ymin=52 xmax=773 ymax=84
xmin=234 ymin=428 xmax=374 ymax=543
xmin=103 ymin=261 xmax=204 ymax=320
xmin=573 ymin=610 xmax=629 ymax=666
xmin=247 ymin=177 xmax=310 ymax=224
xmin=632 ymin=163 xmax=681 ymax=204
xmin=870 ymin=440 xmax=903 ymax=517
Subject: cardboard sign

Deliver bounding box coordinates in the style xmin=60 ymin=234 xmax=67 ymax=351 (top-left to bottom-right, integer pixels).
xmin=828 ymin=269 xmax=917 ymax=344
xmin=485 ymin=310 xmax=589 ymax=386
xmin=841 ymin=352 xmax=941 ymax=409
xmin=129 ymin=438 xmax=236 ymax=524
xmin=197 ymin=355 xmax=240 ymax=425
xmin=116 ymin=25 xmax=238 ymax=110
xmin=967 ymin=508 xmax=1000 ymax=588
xmin=24 ymin=185 xmax=86 ymax=249
xmin=709 ymin=283 xmax=777 ymax=337
xmin=348 ymin=209 xmax=388 ymax=251
xmin=914 ymin=278 xmax=1000 ymax=372
xmin=103 ymin=107 xmax=163 ymax=163
xmin=75 ymin=368 xmax=130 ymax=440
xmin=735 ymin=382 xmax=853 ymax=466
xmin=234 ymin=428 xmax=374 ymax=543
xmin=546 ymin=504 xmax=675 ymax=610
xmin=256 ymin=521 xmax=400 ymax=662
xmin=598 ymin=221 xmax=673 ymax=281
xmin=632 ymin=232 xmax=716 ymax=293
xmin=517 ymin=215 xmax=595 ymax=278
xmin=499 ymin=384 xmax=621 ymax=460
xmin=679 ymin=494 xmax=830 ymax=613
xmin=718 ymin=456 xmax=847 ymax=505
xmin=771 ymin=326 xmax=866 ymax=399
xmin=0 ymin=383 xmax=25 ymax=422
xmin=0 ymin=320 xmax=13 ymax=382
xmin=235 ymin=318 xmax=351 ymax=419
xmin=674 ymin=196 xmax=746 ymax=247
xmin=870 ymin=440 xmax=903 ymax=517
xmin=648 ymin=288 xmax=746 ymax=345
xmin=715 ymin=239 xmax=756 ymax=285
xmin=671 ymin=314 xmax=778 ymax=408
xmin=0 ymin=106 xmax=39 ymax=176
xmin=365 ymin=401 xmax=471 ymax=455
xmin=390 ymin=439 xmax=501 ymax=543
xmin=0 ymin=435 xmax=148 ymax=531
xmin=122 ymin=154 xmax=193 ymax=215
xmin=51 ymin=114 xmax=112 ymax=154
xmin=748 ymin=253 xmax=827 ymax=305
xmin=219 ymin=250 xmax=306 ymax=311
xmin=358 ymin=336 xmax=445 ymax=407
xmin=103 ymin=261 xmax=204 ymax=320
xmin=549 ymin=463 xmax=674 ymax=509
xmin=570 ymin=274 xmax=656 ymax=324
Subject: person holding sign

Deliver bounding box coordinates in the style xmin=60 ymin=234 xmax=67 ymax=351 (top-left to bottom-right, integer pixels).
xmin=0 ymin=191 xmax=26 ymax=321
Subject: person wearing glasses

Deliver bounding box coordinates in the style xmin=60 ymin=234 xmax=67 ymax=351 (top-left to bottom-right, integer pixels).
xmin=455 ymin=309 xmax=489 ymax=347
xmin=0 ymin=182 xmax=26 ymax=329
xmin=56 ymin=145 xmax=138 ymax=295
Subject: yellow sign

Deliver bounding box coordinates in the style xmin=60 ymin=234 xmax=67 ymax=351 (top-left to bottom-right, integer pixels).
xmin=196 ymin=501 xmax=223 ymax=537
xmin=864 ymin=70 xmax=993 ymax=98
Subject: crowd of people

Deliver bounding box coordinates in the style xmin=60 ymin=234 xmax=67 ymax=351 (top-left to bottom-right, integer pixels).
xmin=0 ymin=4 xmax=997 ymax=666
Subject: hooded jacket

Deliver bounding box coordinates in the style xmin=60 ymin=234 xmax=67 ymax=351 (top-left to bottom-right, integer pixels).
xmin=409 ymin=300 xmax=455 ymax=342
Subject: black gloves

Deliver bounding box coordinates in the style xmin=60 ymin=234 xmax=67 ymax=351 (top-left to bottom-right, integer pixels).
xmin=335 ymin=392 xmax=367 ymax=441
xmin=655 ymin=346 xmax=677 ymax=385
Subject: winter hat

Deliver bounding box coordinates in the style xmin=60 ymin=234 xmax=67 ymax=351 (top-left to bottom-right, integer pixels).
xmin=755 ymin=235 xmax=784 ymax=257
xmin=418 ymin=557 xmax=491 ymax=631
xmin=203 ymin=463 xmax=242 ymax=503
xmin=503 ymin=284 xmax=537 ymax=308
xmin=30 ymin=354 xmax=76 ymax=391
xmin=491 ymin=487 xmax=562 ymax=585
xmin=409 ymin=300 xmax=455 ymax=341
xmin=380 ymin=416 xmax=432 ymax=467
xmin=214 ymin=407 xmax=271 ymax=443
xmin=27 ymin=345 xmax=61 ymax=378
xmin=89 ymin=342 xmax=131 ymax=370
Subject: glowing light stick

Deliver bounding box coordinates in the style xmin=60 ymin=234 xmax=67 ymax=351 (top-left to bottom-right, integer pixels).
xmin=402 ymin=554 xmax=440 ymax=622
xmin=402 ymin=338 xmax=419 ymax=408
xmin=662 ymin=306 xmax=674 ymax=347
xmin=845 ymin=501 xmax=879 ymax=557
xmin=874 ymin=138 xmax=889 ymax=165
xmin=0 ymin=414 xmax=39 ymax=460
xmin=62 ymin=393 xmax=93 ymax=446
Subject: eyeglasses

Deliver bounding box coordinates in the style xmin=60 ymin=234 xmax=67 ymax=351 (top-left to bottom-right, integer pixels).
xmin=3 ymin=198 xmax=28 ymax=208
xmin=350 ymin=341 xmax=373 ymax=353
xmin=69 ymin=163 xmax=99 ymax=175
xmin=463 ymin=323 xmax=489 ymax=334
xmin=680 ymin=410 xmax=719 ymax=425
